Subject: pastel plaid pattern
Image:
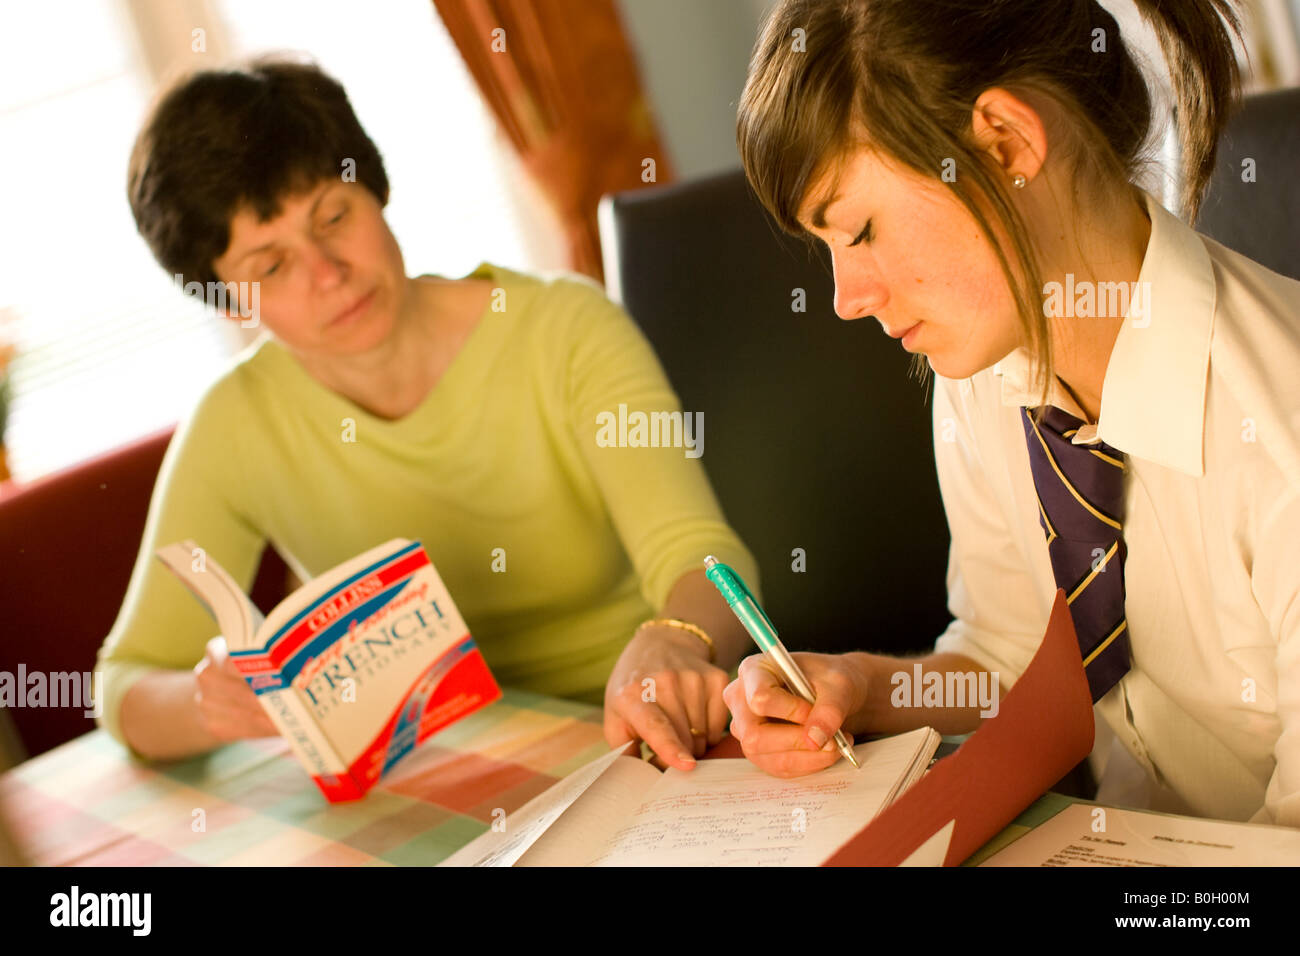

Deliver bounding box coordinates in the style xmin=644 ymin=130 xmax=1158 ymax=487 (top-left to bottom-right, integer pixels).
xmin=0 ymin=689 xmax=609 ymax=866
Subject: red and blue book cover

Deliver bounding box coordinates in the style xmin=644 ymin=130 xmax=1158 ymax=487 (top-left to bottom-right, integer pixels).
xmin=157 ymin=538 xmax=501 ymax=802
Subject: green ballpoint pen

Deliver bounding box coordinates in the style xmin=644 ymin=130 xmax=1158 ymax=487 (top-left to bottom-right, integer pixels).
xmin=703 ymin=555 xmax=861 ymax=769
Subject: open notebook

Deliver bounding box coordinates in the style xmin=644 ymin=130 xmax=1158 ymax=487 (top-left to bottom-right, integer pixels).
xmin=441 ymin=726 xmax=940 ymax=866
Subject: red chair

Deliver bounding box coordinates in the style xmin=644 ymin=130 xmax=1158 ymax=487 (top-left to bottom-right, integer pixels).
xmin=0 ymin=428 xmax=289 ymax=760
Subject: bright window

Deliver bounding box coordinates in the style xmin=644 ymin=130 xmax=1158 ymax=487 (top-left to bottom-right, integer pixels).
xmin=0 ymin=0 xmax=560 ymax=483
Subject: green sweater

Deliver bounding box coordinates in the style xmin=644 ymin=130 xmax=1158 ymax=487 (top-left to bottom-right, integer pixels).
xmin=97 ymin=262 xmax=759 ymax=750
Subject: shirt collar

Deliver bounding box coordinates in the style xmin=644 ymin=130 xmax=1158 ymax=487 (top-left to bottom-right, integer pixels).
xmin=992 ymin=188 xmax=1215 ymax=476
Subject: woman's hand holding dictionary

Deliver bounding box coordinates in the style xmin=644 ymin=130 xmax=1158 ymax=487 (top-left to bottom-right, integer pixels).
xmin=193 ymin=636 xmax=279 ymax=743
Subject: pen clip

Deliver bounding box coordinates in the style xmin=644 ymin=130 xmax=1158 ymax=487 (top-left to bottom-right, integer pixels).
xmin=712 ymin=560 xmax=778 ymax=636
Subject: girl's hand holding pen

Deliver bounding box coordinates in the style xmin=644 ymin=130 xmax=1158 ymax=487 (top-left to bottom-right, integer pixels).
xmin=723 ymin=651 xmax=874 ymax=778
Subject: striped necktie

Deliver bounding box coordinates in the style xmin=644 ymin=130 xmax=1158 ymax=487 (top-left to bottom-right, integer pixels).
xmin=1020 ymin=406 xmax=1131 ymax=702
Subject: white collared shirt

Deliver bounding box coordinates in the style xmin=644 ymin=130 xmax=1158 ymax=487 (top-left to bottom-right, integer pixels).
xmin=931 ymin=188 xmax=1300 ymax=827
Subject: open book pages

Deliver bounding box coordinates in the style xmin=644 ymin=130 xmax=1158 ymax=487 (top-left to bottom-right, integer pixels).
xmin=442 ymin=726 xmax=940 ymax=867
xmin=156 ymin=539 xmax=265 ymax=650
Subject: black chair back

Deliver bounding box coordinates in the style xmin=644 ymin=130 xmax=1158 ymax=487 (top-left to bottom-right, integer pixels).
xmin=600 ymin=170 xmax=952 ymax=656
xmin=1197 ymin=86 xmax=1300 ymax=281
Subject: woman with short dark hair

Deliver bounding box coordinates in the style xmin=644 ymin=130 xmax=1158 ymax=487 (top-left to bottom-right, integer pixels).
xmin=101 ymin=58 xmax=759 ymax=771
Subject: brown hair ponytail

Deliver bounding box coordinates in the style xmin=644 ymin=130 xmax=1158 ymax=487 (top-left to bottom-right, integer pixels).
xmin=1129 ymin=0 xmax=1244 ymax=222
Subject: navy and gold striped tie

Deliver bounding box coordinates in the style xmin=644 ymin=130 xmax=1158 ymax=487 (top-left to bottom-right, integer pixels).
xmin=1020 ymin=406 xmax=1131 ymax=702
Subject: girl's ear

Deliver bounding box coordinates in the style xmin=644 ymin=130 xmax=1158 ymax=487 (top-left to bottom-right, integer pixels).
xmin=970 ymin=87 xmax=1049 ymax=185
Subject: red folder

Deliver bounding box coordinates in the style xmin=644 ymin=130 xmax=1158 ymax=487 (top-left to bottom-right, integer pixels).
xmin=704 ymin=588 xmax=1095 ymax=865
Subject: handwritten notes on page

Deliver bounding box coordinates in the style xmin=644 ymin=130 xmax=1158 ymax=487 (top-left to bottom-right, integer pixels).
xmin=533 ymin=726 xmax=937 ymax=867
xmin=442 ymin=727 xmax=938 ymax=866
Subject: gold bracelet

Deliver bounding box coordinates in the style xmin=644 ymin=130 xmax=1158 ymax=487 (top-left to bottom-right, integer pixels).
xmin=636 ymin=617 xmax=716 ymax=664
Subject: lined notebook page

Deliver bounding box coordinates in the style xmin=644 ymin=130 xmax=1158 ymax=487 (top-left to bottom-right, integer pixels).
xmin=533 ymin=727 xmax=938 ymax=867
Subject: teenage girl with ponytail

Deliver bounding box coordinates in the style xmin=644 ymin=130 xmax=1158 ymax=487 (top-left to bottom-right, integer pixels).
xmin=724 ymin=0 xmax=1300 ymax=826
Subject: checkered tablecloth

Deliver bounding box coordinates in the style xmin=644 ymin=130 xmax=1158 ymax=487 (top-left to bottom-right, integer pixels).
xmin=0 ymin=688 xmax=611 ymax=866
xmin=0 ymin=686 xmax=1067 ymax=866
